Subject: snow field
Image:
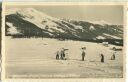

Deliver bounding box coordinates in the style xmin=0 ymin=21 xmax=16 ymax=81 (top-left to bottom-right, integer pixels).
xmin=5 ymin=37 xmax=123 ymax=78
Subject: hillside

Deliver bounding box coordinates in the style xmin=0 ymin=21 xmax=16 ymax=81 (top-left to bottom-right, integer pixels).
xmin=5 ymin=8 xmax=123 ymax=45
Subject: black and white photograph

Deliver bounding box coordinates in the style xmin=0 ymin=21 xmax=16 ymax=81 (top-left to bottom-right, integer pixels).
xmin=4 ymin=3 xmax=124 ymax=78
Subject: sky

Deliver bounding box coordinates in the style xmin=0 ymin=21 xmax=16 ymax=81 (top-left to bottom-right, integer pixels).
xmin=7 ymin=5 xmax=123 ymax=25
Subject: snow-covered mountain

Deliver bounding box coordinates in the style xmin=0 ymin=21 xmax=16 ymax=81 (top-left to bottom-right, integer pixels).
xmin=5 ymin=8 xmax=123 ymax=44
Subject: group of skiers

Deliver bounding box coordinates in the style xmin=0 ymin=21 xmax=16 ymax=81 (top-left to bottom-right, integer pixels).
xmin=100 ymin=52 xmax=116 ymax=63
xmin=56 ymin=47 xmax=116 ymax=63
xmin=56 ymin=48 xmax=68 ymax=60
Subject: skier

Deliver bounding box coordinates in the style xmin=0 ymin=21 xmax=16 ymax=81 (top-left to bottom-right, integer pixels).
xmin=111 ymin=52 xmax=116 ymax=60
xmin=60 ymin=48 xmax=65 ymax=60
xmin=56 ymin=51 xmax=60 ymax=60
xmin=100 ymin=54 xmax=104 ymax=63
xmin=81 ymin=47 xmax=86 ymax=61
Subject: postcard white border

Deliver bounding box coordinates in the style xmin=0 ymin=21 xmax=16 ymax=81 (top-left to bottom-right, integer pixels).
xmin=1 ymin=2 xmax=127 ymax=82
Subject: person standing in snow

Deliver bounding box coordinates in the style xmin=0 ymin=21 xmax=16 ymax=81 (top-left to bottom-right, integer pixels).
xmin=81 ymin=47 xmax=86 ymax=61
xmin=60 ymin=48 xmax=65 ymax=60
xmin=56 ymin=51 xmax=60 ymax=60
xmin=100 ymin=54 xmax=104 ymax=63
xmin=111 ymin=52 xmax=116 ymax=60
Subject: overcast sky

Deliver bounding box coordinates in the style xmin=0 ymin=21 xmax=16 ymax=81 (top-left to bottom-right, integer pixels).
xmin=7 ymin=5 xmax=123 ymax=25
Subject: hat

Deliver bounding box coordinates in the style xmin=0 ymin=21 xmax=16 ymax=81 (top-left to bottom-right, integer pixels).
xmin=81 ymin=47 xmax=86 ymax=50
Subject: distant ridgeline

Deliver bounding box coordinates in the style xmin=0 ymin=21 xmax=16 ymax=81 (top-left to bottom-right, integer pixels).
xmin=5 ymin=8 xmax=123 ymax=46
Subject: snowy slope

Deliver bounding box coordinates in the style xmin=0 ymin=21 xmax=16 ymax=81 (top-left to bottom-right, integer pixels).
xmin=5 ymin=8 xmax=123 ymax=41
xmin=5 ymin=37 xmax=123 ymax=78
xmin=6 ymin=8 xmax=65 ymax=33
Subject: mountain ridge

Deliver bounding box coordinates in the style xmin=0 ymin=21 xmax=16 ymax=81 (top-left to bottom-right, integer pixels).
xmin=5 ymin=8 xmax=123 ymax=45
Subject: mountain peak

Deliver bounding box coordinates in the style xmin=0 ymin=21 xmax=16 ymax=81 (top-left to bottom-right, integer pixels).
xmin=6 ymin=8 xmax=52 ymax=19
